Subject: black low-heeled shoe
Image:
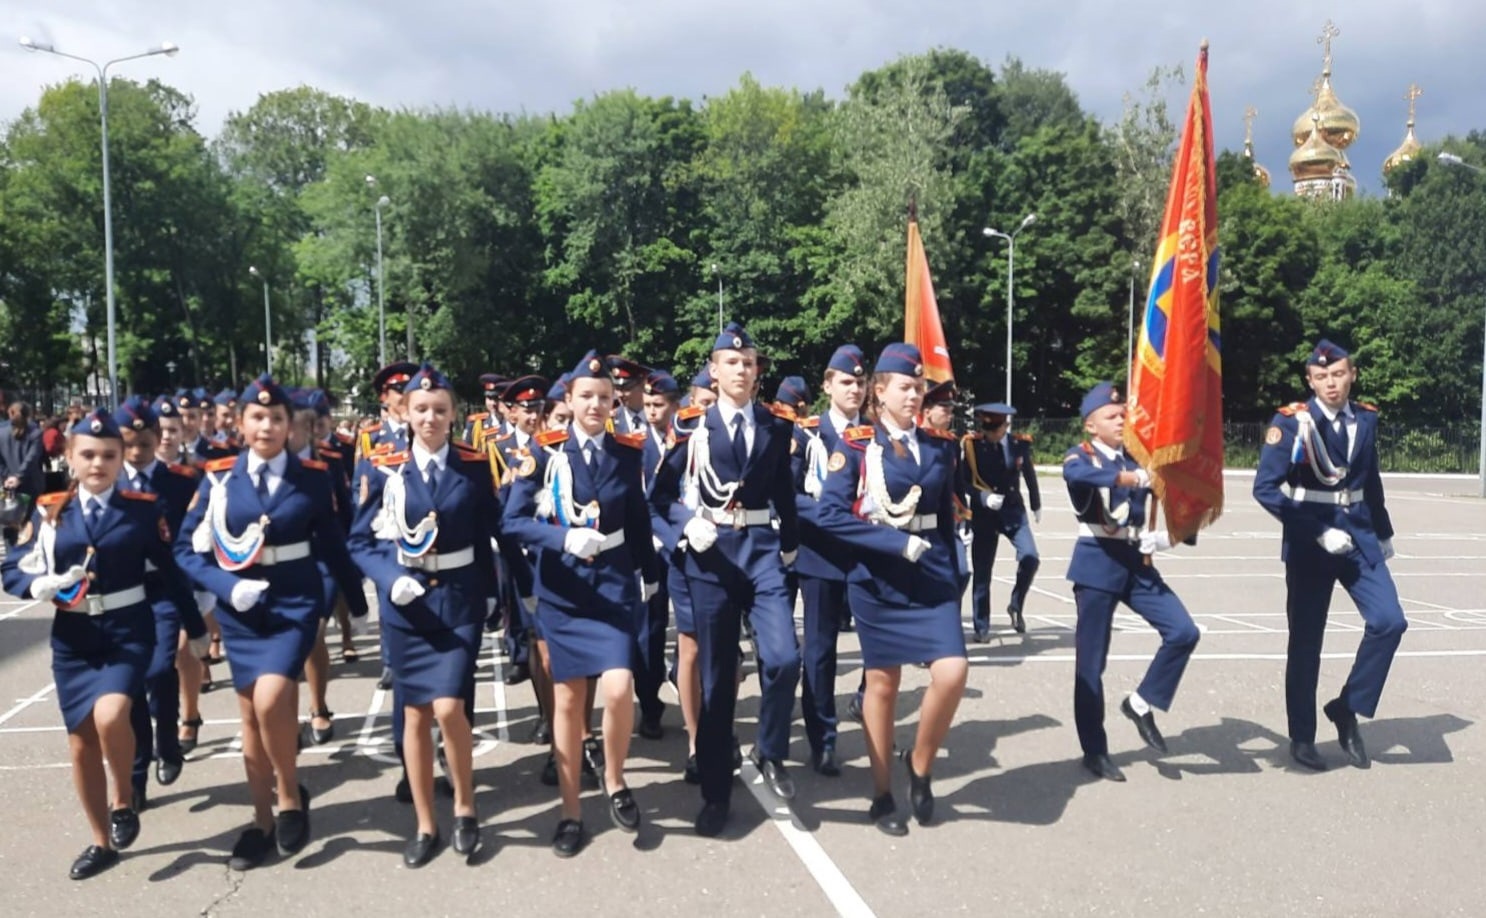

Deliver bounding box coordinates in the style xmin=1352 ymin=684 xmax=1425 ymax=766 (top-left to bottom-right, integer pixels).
xmin=452 ymin=815 xmax=480 ymax=856
xmin=178 ymin=717 xmax=203 ymax=756
xmin=551 ymin=819 xmax=586 ymax=858
xmin=275 ymin=784 xmax=311 ymax=857
xmin=109 ymin=807 xmax=140 ymax=850
xmin=903 ymin=750 xmax=934 ymax=825
xmin=403 ymin=830 xmax=442 ymax=868
xmin=869 ymin=793 xmax=908 ymax=837
xmin=69 ymin=845 xmax=119 ymax=880
xmin=608 ymin=787 xmax=641 ymax=832
xmin=308 ymin=710 xmax=335 ymax=746
xmin=227 ymin=826 xmax=275 ymax=871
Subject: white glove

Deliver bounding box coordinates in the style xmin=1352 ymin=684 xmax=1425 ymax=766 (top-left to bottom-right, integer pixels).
xmin=390 ymin=576 xmax=426 ymax=606
xmin=1380 ymin=538 xmax=1395 ymax=561
xmin=1317 ymin=528 xmax=1354 ymax=555
xmin=652 ymin=535 xmax=664 ymax=553
xmin=193 ymin=589 xmax=217 ymax=614
xmin=958 ymin=525 xmax=973 ymax=546
xmin=521 ymin=595 xmax=538 ymax=615
xmin=229 ymin=579 xmax=270 ymax=612
xmin=29 ymin=564 xmax=87 ymax=602
xmin=1133 ymin=468 xmax=1152 ymax=488
xmin=642 ymin=581 xmax=658 ymax=602
xmin=188 ymin=635 xmax=211 ymax=660
xmin=982 ymin=492 xmax=1005 ymax=510
xmin=562 ymin=528 xmax=607 ymax=561
xmin=347 ymin=614 xmax=369 ymax=637
xmin=1139 ymin=530 xmax=1173 ymax=555
xmin=902 ymin=535 xmax=931 ymax=563
xmin=1033 ymin=509 xmax=1042 ymax=524
xmin=683 ymin=517 xmax=718 ymax=554
xmin=780 ymin=550 xmax=797 ymax=567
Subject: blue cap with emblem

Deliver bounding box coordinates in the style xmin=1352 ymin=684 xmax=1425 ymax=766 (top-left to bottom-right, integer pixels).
xmin=503 ymin=374 xmax=550 ymax=405
xmin=113 ymin=395 xmax=158 ymax=432
xmin=645 ymin=371 xmax=680 ymax=398
xmin=1306 ymin=338 xmax=1349 ymax=368
xmin=974 ymin=402 xmax=1015 ymax=418
xmin=190 ymin=387 xmax=212 ymax=409
xmin=775 ymin=376 xmax=811 ymax=409
xmin=712 ymin=321 xmax=755 ymax=353
xmin=403 ymin=362 xmax=452 ymax=394
xmin=1079 ymin=381 xmax=1123 ymax=419
xmin=212 ymin=388 xmax=238 ymax=408
xmin=690 ymin=366 xmax=714 ymax=391
xmin=547 ymin=373 xmax=571 ymax=402
xmin=827 ymin=345 xmax=867 ymax=378
xmin=606 ymin=355 xmax=647 ymax=389
xmin=304 ymin=389 xmax=332 ymax=418
xmin=570 ymin=350 xmax=612 ymax=381
xmin=873 ymin=343 xmax=924 ymax=378
xmin=71 ymin=407 xmax=122 ymax=440
xmin=240 ymin=373 xmax=290 ymax=409
xmin=924 ymin=380 xmax=957 ymax=407
xmin=479 ymin=373 xmax=507 ymax=398
xmin=374 ymin=361 xmax=419 ymax=394
xmin=154 ymin=394 xmax=180 ymax=419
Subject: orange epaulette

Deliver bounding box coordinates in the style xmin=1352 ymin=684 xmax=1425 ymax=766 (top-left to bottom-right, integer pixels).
xmin=1013 ymin=432 xmax=1034 ymax=443
xmin=205 ymin=457 xmax=236 ymax=473
xmin=799 ymin=416 xmax=820 ymax=429
xmin=119 ymin=489 xmax=158 ymax=502
xmin=316 ymin=447 xmax=341 ymax=462
xmin=37 ymin=491 xmax=71 ymax=509
xmin=536 ymin=429 xmax=568 ymax=449
xmin=455 ymin=444 xmax=487 ymax=463
xmin=767 ymin=403 xmax=796 ymax=422
xmin=166 ymin=462 xmax=199 ymax=478
xmin=1356 ymin=401 xmax=1379 ymax=413
xmin=612 ymin=431 xmax=645 ymax=450
xmin=371 ymin=450 xmax=410 ymax=468
xmin=676 ymin=405 xmax=704 ymax=422
xmin=1276 ymin=402 xmax=1308 ymax=417
xmin=359 ymin=420 xmax=381 ymax=431
xmin=922 ymin=427 xmax=957 ymax=442
xmin=843 ymin=426 xmax=874 ymax=445
xmin=467 ymin=412 xmax=488 ymax=422
xmin=300 ymin=458 xmax=329 ymax=472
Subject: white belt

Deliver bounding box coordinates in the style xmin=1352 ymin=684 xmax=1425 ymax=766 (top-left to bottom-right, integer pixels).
xmin=399 ymin=545 xmax=475 ymax=572
xmin=257 ymin=542 xmax=312 ymax=566
xmin=1284 ymin=486 xmax=1365 ymax=508
xmin=61 ymin=585 xmax=147 ymax=616
xmin=1078 ymin=523 xmax=1134 ymax=542
xmin=144 ymin=560 xmax=158 ymax=573
xmin=699 ymin=506 xmax=774 ymax=529
xmin=902 ymin=513 xmax=938 ymax=533
xmin=597 ymin=530 xmax=626 ymax=553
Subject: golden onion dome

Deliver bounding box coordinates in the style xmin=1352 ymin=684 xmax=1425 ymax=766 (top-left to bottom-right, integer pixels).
xmin=1384 ymin=84 xmax=1424 ymax=175
xmin=1290 ymin=115 xmax=1345 ymax=181
xmin=1292 ymin=21 xmax=1360 ymax=151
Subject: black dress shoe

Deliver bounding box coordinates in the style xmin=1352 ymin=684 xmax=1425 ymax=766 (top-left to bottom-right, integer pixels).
xmin=69 ymin=845 xmax=119 ymax=880
xmin=528 ymin=718 xmax=552 ymax=745
xmin=683 ymin=754 xmax=700 ymax=785
xmin=309 ymin=710 xmax=335 ymax=746
xmin=840 ymin=615 xmax=855 ymax=633
xmin=156 ymin=756 xmax=183 ymax=787
xmin=1007 ymin=603 xmax=1026 ymax=634
xmin=638 ymin=714 xmax=664 ymax=740
xmin=178 ymin=717 xmax=202 ymax=756
xmin=275 ymin=784 xmax=311 ymax=857
xmin=694 ymin=801 xmax=730 ymax=838
xmin=541 ymin=753 xmax=559 ymax=787
xmin=376 ymin=666 xmax=394 ymax=690
xmin=452 ymin=816 xmax=480 ymax=856
xmin=552 ymin=818 xmax=586 ymax=858
xmin=583 ymin=737 xmax=605 ymax=791
xmin=1290 ymin=741 xmax=1328 ymax=772
xmin=228 ymin=827 xmax=275 ymax=871
xmin=1324 ymin=699 xmax=1370 ymax=769
xmin=608 ymin=788 xmax=641 ymax=832
xmin=1121 ymin=697 xmax=1168 ymax=753
xmin=504 ymin=662 xmax=531 ymax=686
xmin=846 ymin=694 xmax=863 ymax=724
xmin=749 ymin=748 xmax=796 ymax=800
xmin=1082 ymin=753 xmax=1127 ymax=782
xmin=869 ymin=793 xmax=908 ymax=837
xmin=131 ymin=784 xmax=147 ymax=814
xmin=403 ymin=831 xmax=441 ymax=868
xmin=972 ymin=626 xmax=990 ymax=644
xmin=812 ymin=746 xmax=841 ymax=777
xmin=903 ymin=751 xmax=934 ymax=825
xmin=109 ymin=807 xmax=140 ymax=850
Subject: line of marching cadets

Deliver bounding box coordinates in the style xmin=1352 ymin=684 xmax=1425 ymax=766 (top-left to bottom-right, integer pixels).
xmin=2 ymin=329 xmax=1409 ymax=880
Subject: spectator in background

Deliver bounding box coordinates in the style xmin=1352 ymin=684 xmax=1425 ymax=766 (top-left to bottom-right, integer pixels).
xmin=0 ymin=401 xmax=44 ymax=543
xmin=41 ymin=416 xmax=70 ymax=493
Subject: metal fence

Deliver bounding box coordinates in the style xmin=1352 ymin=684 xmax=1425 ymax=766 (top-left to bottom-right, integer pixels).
xmin=1014 ymin=418 xmax=1482 ymax=474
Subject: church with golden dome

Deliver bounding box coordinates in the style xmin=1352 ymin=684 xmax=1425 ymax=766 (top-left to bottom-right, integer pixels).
xmin=1243 ymin=20 xmax=1426 ymax=200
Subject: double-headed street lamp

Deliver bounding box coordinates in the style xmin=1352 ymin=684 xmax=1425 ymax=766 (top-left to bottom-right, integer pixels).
xmin=983 ymin=213 xmax=1038 ymax=404
xmin=367 ymin=175 xmax=391 ymax=366
xmin=248 ymin=266 xmax=272 ymax=375
xmin=19 ymin=36 xmax=179 ymax=408
xmin=1437 ymin=151 xmax=1486 ymax=498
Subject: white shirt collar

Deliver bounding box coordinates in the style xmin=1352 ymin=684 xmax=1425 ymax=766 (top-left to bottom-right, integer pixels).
xmin=572 ymin=425 xmax=603 ymax=455
xmin=514 ymin=429 xmax=531 ymax=448
xmin=123 ymin=460 xmax=157 ymax=483
xmin=1314 ymin=400 xmax=1354 ymax=424
xmin=827 ymin=407 xmax=860 ymax=435
xmin=411 ymin=440 xmax=449 ymax=472
xmin=247 ymin=450 xmax=287 ymax=478
xmin=879 ymin=415 xmax=916 ymax=442
xmin=1091 ymin=438 xmax=1123 ymax=462
xmin=716 ymin=398 xmax=753 ymax=431
xmin=78 ymin=484 xmax=114 ymax=509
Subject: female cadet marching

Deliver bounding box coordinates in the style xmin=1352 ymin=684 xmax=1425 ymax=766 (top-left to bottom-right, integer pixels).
xmin=349 ymin=364 xmax=497 ymax=866
xmin=174 ymin=375 xmax=367 ymax=870
xmin=503 ymin=350 xmax=659 ymax=857
xmin=818 ymin=344 xmax=969 ymax=836
xmin=2 ymin=408 xmax=203 ymax=879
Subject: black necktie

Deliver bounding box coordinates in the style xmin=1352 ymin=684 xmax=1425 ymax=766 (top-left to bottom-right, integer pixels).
xmin=584 ymin=442 xmax=598 ymax=478
xmin=900 ymin=433 xmax=918 ymax=466
xmin=255 ymin=467 xmax=271 ymax=503
xmin=133 ymin=471 xmax=150 ymax=493
xmin=424 ymin=460 xmax=439 ymax=493
xmin=730 ymin=415 xmax=748 ymax=469
xmin=84 ymin=499 xmax=102 ymax=541
xmin=1323 ymin=416 xmax=1348 ymax=466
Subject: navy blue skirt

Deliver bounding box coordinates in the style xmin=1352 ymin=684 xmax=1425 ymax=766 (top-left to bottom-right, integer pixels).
xmin=216 ymin=600 xmax=320 ymax=692
xmin=539 ymin=599 xmax=641 ymax=683
xmin=51 ymin=604 xmax=154 ymax=733
xmin=386 ymin=622 xmax=481 ymax=705
xmin=847 ymin=585 xmax=966 ymax=669
xmin=668 ymin=563 xmax=695 ymax=636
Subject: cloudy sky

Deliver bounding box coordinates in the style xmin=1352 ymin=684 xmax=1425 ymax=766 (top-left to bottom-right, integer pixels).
xmin=3 ymin=1 xmax=1480 ymax=194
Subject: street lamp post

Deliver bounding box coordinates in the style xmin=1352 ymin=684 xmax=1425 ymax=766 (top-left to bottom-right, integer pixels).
xmin=711 ymin=263 xmax=722 ymax=331
xmin=367 ymin=177 xmax=391 ymax=367
xmin=19 ymin=36 xmax=180 ymax=408
xmin=982 ymin=213 xmax=1038 ymax=404
xmin=1437 ymin=152 xmax=1486 ymax=498
xmin=249 ymin=266 xmax=272 ymax=375
xmin=1128 ymin=258 xmax=1143 ymax=381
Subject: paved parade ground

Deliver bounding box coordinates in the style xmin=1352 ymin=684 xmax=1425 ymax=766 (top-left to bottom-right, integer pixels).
xmin=0 ymin=474 xmax=1482 ymax=917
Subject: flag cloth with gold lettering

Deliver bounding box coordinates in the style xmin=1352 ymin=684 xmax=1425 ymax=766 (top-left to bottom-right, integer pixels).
xmin=904 ymin=211 xmax=954 ymax=384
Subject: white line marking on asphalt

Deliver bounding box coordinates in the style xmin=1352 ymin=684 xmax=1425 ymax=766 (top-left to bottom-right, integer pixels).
xmin=0 ymin=683 xmax=55 ymax=727
xmin=969 ymin=649 xmax=1486 ymax=664
xmin=486 ymin=633 xmax=511 ymax=744
xmin=0 ymin=600 xmax=40 ymax=622
xmin=738 ymin=760 xmax=877 ymax=918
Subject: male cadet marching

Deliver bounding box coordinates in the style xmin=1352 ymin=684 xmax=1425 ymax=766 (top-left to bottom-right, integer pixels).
xmin=962 ymin=402 xmax=1041 ymax=640
xmin=608 ymin=355 xmax=650 ymax=434
xmin=1063 ymin=382 xmax=1201 ymax=782
xmin=176 ymin=390 xmax=211 ymax=466
xmin=791 ymin=345 xmax=869 ymax=777
xmin=360 ymin=361 xmax=418 ymax=690
xmin=487 ymin=375 xmax=548 ymax=691
xmin=650 ymin=321 xmax=800 ymax=837
xmin=196 ymin=390 xmax=242 ymax=463
xmin=636 ymin=370 xmax=682 ymax=740
xmin=1252 ymin=339 xmax=1406 ymax=771
xmin=463 ymin=373 xmax=507 ymax=447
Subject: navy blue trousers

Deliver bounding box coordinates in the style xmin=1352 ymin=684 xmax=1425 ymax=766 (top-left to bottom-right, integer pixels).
xmin=1285 ymin=554 xmax=1407 ymax=742
xmin=130 ymin=610 xmax=180 ymax=787
xmin=1073 ymin=573 xmax=1198 ymax=755
xmin=971 ymin=518 xmax=1040 ymax=631
xmin=497 ymin=556 xmax=530 ymax=666
xmin=798 ymin=574 xmax=846 ymax=755
xmin=635 ymin=560 xmax=671 ymax=722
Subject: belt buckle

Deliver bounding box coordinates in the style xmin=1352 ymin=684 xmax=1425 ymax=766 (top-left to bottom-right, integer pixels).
xmin=406 ymin=553 xmax=430 ymax=571
xmin=732 ymin=510 xmax=746 ymax=530
xmin=1336 ymin=490 xmax=1351 ymax=508
xmin=86 ymin=594 xmax=106 ymax=616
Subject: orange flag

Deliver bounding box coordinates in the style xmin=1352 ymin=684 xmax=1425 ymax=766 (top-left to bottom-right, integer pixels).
xmin=904 ymin=216 xmax=953 ymax=383
xmin=1124 ymin=41 xmax=1224 ymax=543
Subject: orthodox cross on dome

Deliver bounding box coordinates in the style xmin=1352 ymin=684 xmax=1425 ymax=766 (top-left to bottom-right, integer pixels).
xmin=1317 ymin=20 xmax=1340 ymax=74
xmin=1405 ymin=83 xmax=1423 ymax=123
xmin=1244 ymin=105 xmax=1258 ymax=144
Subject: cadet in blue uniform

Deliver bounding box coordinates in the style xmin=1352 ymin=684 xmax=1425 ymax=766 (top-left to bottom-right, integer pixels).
xmin=963 ymin=403 xmax=1041 ymax=640
xmin=504 ymin=351 xmax=659 ymax=857
xmin=360 ymin=362 xmax=418 ymax=690
xmin=463 ymin=372 xmax=507 ymax=447
xmin=792 ymin=345 xmax=868 ymax=777
xmin=1252 ymin=340 xmax=1406 ymax=771
xmin=608 ymin=354 xmax=650 ymax=435
xmin=174 ymin=374 xmax=368 ymax=870
xmin=650 ymin=322 xmax=800 ymax=838
xmin=488 ymin=375 xmax=548 ymax=690
xmin=2 ymin=409 xmax=201 ymax=880
xmin=817 ymin=344 xmax=967 ymax=836
xmin=350 ymin=364 xmax=498 ymax=866
xmin=1063 ymin=382 xmax=1200 ymax=782
xmin=115 ymin=397 xmax=209 ymax=807
xmin=196 ymin=389 xmax=242 ymax=463
xmin=636 ymin=370 xmax=682 ymax=739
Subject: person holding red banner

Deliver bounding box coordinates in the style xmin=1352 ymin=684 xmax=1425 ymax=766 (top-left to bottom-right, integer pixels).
xmin=1251 ymin=340 xmax=1406 ymax=772
xmin=1063 ymin=383 xmax=1200 ymax=783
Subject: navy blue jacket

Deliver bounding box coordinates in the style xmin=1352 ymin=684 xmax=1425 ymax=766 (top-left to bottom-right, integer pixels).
xmin=791 ymin=416 xmax=861 ymax=581
xmin=962 ymin=432 xmax=1041 ymax=531
xmin=1062 ymin=441 xmax=1161 ymax=593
